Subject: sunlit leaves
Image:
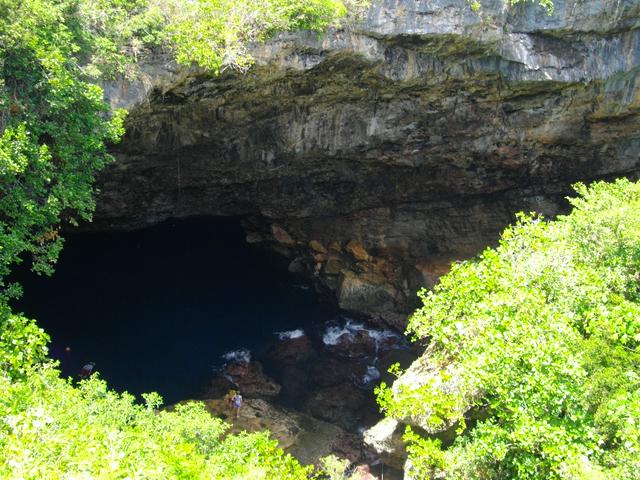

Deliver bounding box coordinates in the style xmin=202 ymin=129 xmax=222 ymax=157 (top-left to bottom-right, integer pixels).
xmin=379 ymin=179 xmax=640 ymax=479
xmin=0 ymin=1 xmax=360 ymax=477
xmin=469 ymin=0 xmax=554 ymax=15
xmin=0 ymin=366 xmax=311 ymax=479
xmin=0 ymin=306 xmax=49 ymax=381
xmin=0 ymin=0 xmax=127 ymax=289
xmin=169 ymin=0 xmax=350 ymax=74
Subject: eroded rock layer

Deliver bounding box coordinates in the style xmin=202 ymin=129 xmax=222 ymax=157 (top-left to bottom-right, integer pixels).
xmin=96 ymin=0 xmax=640 ymax=328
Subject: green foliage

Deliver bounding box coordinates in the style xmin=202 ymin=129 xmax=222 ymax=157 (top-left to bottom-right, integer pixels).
xmin=508 ymin=0 xmax=554 ymax=14
xmin=319 ymin=455 xmax=352 ymax=479
xmin=0 ymin=0 xmax=127 ymax=300
xmin=0 ymin=365 xmax=312 ymax=479
xmin=68 ymin=0 xmax=171 ymax=78
xmin=0 ymin=306 xmax=49 ymax=381
xmin=167 ymin=0 xmax=350 ymax=74
xmin=0 ymin=1 xmax=358 ymax=477
xmin=378 ymin=178 xmax=640 ymax=479
xmin=469 ymin=0 xmax=554 ymax=15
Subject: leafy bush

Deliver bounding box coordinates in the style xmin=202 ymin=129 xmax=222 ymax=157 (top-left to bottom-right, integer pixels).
xmin=0 ymin=307 xmax=49 ymax=381
xmin=0 ymin=1 xmax=357 ymax=477
xmin=0 ymin=366 xmax=312 ymax=479
xmin=167 ymin=0 xmax=351 ymax=74
xmin=378 ymin=179 xmax=640 ymax=479
xmin=0 ymin=0 xmax=126 ymax=298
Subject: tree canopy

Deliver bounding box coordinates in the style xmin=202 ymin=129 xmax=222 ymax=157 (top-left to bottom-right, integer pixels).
xmin=378 ymin=178 xmax=640 ymax=479
xmin=0 ymin=0 xmax=356 ymax=477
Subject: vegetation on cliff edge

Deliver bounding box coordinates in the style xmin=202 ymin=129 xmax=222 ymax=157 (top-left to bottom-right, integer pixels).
xmin=0 ymin=332 xmax=312 ymax=478
xmin=0 ymin=0 xmax=354 ymax=478
xmin=0 ymin=0 xmax=360 ymax=301
xmin=378 ymin=178 xmax=640 ymax=479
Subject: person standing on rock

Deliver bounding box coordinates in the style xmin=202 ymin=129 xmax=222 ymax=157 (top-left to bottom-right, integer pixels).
xmin=232 ymin=391 xmax=243 ymax=418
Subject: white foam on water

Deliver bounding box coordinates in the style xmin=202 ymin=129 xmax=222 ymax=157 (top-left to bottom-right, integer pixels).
xmin=322 ymin=318 xmax=401 ymax=351
xmin=368 ymin=328 xmax=401 ymax=343
xmin=363 ymin=365 xmax=381 ymax=384
xmin=221 ymin=348 xmax=251 ymax=364
xmin=274 ymin=329 xmax=305 ymax=340
xmin=322 ymin=319 xmax=366 ymax=345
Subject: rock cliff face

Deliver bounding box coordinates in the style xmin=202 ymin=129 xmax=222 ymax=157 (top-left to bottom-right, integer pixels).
xmin=96 ymin=0 xmax=640 ymax=329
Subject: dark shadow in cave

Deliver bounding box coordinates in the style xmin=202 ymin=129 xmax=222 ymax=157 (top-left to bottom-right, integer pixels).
xmin=11 ymin=216 xmax=337 ymax=405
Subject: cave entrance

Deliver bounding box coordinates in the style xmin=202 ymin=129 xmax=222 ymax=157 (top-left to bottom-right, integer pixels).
xmin=11 ymin=216 xmax=337 ymax=405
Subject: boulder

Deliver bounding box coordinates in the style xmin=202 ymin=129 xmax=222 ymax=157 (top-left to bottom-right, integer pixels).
xmin=414 ymin=257 xmax=454 ymax=290
xmin=288 ymin=256 xmax=305 ymax=273
xmin=388 ymin=345 xmax=479 ymax=436
xmin=245 ymin=232 xmax=264 ymax=243
xmin=202 ymin=397 xmax=373 ymax=466
xmin=302 ymin=384 xmax=369 ymax=430
xmin=309 ymin=240 xmax=328 ymax=254
xmin=209 ymin=361 xmax=281 ymax=399
xmin=353 ymin=464 xmax=377 ymax=480
xmin=345 ymin=240 xmax=371 ymax=262
xmin=324 ymin=255 xmax=345 ymax=275
xmin=363 ymin=418 xmax=407 ymax=471
xmin=266 ymin=334 xmax=315 ymax=365
xmin=337 ymin=271 xmax=398 ymax=315
xmin=328 ymin=242 xmax=343 ymax=253
xmin=271 ymin=225 xmax=295 ymax=246
xmin=313 ymin=253 xmax=327 ymax=263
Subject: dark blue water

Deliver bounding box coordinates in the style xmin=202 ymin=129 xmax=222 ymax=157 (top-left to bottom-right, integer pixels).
xmin=11 ymin=217 xmax=336 ymax=404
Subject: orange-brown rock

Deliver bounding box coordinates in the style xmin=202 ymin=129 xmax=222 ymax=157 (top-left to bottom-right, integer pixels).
xmin=309 ymin=240 xmax=328 ymax=254
xmin=337 ymin=271 xmax=398 ymax=320
xmin=324 ymin=255 xmax=345 ymax=275
xmin=328 ymin=241 xmax=343 ymax=253
xmin=271 ymin=225 xmax=295 ymax=246
xmin=345 ymin=240 xmax=370 ymax=262
xmin=414 ymin=257 xmax=455 ymax=290
xmin=313 ymin=253 xmax=326 ymax=263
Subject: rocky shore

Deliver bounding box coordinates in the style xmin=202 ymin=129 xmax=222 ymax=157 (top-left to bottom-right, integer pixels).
xmin=199 ymin=317 xmax=413 ymax=475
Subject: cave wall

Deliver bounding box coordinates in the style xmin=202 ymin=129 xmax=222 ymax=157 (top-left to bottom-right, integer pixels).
xmin=95 ymin=0 xmax=640 ymax=329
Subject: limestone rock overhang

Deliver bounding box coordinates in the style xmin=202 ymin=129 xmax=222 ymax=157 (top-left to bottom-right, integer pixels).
xmin=94 ymin=0 xmax=640 ymax=328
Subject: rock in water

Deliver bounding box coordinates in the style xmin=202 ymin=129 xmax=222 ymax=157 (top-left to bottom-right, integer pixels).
xmin=266 ymin=332 xmax=315 ymax=365
xmin=208 ymin=361 xmax=281 ymax=399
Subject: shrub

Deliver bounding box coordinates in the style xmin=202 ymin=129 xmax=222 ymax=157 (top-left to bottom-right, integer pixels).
xmin=378 ymin=179 xmax=640 ymax=479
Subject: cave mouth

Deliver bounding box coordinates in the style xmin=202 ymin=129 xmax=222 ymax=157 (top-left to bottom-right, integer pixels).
xmin=11 ymin=216 xmax=339 ymax=405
